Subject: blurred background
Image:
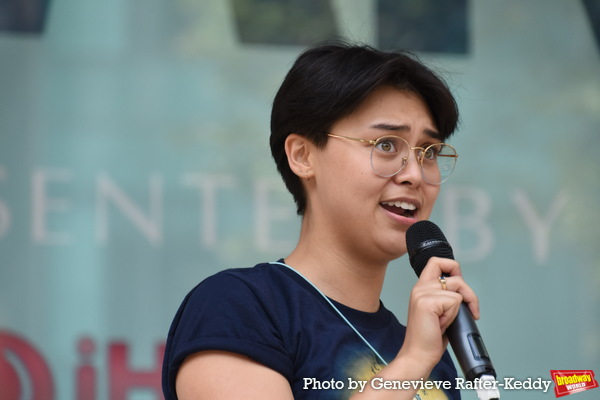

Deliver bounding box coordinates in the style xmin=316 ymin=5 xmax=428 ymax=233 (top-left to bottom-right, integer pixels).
xmin=0 ymin=0 xmax=599 ymax=399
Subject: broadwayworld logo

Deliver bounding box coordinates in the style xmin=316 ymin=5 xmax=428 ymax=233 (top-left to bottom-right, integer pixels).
xmin=550 ymin=370 xmax=599 ymax=398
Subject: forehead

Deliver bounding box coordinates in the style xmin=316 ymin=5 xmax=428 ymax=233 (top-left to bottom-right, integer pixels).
xmin=336 ymin=86 xmax=440 ymax=139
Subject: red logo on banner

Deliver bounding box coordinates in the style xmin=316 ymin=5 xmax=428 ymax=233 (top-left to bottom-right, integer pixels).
xmin=550 ymin=370 xmax=599 ymax=397
xmin=0 ymin=330 xmax=55 ymax=400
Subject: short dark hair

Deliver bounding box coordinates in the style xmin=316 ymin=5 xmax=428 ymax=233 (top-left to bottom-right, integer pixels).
xmin=270 ymin=41 xmax=459 ymax=215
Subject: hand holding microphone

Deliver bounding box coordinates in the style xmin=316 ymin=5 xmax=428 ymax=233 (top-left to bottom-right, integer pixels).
xmin=406 ymin=220 xmax=499 ymax=400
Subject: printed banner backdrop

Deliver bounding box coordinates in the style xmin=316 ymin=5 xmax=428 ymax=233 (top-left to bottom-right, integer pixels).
xmin=1 ymin=1 xmax=599 ymax=399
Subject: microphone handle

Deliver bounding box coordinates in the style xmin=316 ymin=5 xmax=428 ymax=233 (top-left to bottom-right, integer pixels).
xmin=445 ymin=300 xmax=495 ymax=381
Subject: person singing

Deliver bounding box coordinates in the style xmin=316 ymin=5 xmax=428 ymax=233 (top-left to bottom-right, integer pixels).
xmin=162 ymin=41 xmax=478 ymax=400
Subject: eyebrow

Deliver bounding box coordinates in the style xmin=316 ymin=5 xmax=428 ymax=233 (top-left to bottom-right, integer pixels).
xmin=370 ymin=123 xmax=443 ymax=141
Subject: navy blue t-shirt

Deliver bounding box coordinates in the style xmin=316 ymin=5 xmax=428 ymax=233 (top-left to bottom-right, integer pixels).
xmin=162 ymin=261 xmax=460 ymax=399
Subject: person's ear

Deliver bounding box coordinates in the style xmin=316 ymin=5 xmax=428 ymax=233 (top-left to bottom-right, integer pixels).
xmin=285 ymin=134 xmax=314 ymax=181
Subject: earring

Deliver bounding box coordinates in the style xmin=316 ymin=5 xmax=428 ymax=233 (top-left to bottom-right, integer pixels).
xmin=303 ymin=171 xmax=310 ymax=181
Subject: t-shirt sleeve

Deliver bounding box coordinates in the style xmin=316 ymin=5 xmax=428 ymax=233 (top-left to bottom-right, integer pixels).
xmin=162 ymin=271 xmax=293 ymax=399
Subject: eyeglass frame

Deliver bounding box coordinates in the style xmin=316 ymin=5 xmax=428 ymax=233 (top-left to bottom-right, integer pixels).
xmin=326 ymin=133 xmax=459 ymax=184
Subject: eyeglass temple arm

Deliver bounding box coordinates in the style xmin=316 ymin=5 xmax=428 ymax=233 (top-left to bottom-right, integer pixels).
xmin=327 ymin=133 xmax=376 ymax=145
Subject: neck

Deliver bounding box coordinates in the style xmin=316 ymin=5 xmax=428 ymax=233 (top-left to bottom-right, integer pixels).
xmin=284 ymin=221 xmax=389 ymax=313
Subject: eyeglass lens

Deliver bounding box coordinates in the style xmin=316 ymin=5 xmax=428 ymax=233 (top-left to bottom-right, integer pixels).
xmin=370 ymin=136 xmax=456 ymax=184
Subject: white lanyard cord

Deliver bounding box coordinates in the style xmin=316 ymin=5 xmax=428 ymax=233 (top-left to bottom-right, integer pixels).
xmin=269 ymin=261 xmax=389 ymax=366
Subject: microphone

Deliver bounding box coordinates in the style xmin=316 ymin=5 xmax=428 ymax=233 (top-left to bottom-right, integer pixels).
xmin=406 ymin=220 xmax=499 ymax=400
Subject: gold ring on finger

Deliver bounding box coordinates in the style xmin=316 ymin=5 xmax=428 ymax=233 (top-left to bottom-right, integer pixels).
xmin=439 ymin=276 xmax=447 ymax=291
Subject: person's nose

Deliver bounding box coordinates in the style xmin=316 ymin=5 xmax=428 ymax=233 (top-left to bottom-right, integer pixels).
xmin=392 ymin=149 xmax=423 ymax=186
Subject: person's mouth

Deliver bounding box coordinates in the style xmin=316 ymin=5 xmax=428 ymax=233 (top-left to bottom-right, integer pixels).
xmin=380 ymin=200 xmax=418 ymax=218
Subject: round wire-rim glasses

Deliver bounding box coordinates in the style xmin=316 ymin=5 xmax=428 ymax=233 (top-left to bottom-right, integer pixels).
xmin=327 ymin=133 xmax=459 ymax=185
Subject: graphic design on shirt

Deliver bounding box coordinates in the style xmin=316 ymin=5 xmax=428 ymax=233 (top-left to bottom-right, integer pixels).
xmin=343 ymin=350 xmax=450 ymax=400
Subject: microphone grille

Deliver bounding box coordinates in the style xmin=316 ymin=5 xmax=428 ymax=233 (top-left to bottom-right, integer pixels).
xmin=406 ymin=220 xmax=454 ymax=276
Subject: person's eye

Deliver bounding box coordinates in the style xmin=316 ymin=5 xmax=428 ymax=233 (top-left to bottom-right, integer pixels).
xmin=422 ymin=144 xmax=444 ymax=160
xmin=375 ymin=138 xmax=399 ymax=153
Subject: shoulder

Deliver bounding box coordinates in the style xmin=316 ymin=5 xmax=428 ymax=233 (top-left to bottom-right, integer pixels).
xmin=168 ymin=261 xmax=314 ymax=343
xmin=162 ymin=261 xmax=321 ymax=398
xmin=185 ymin=261 xmax=302 ymax=306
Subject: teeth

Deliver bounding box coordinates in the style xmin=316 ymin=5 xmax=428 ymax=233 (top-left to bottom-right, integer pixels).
xmin=382 ymin=201 xmax=416 ymax=210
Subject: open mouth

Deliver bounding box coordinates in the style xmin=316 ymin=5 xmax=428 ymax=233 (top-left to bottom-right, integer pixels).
xmin=380 ymin=201 xmax=417 ymax=218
